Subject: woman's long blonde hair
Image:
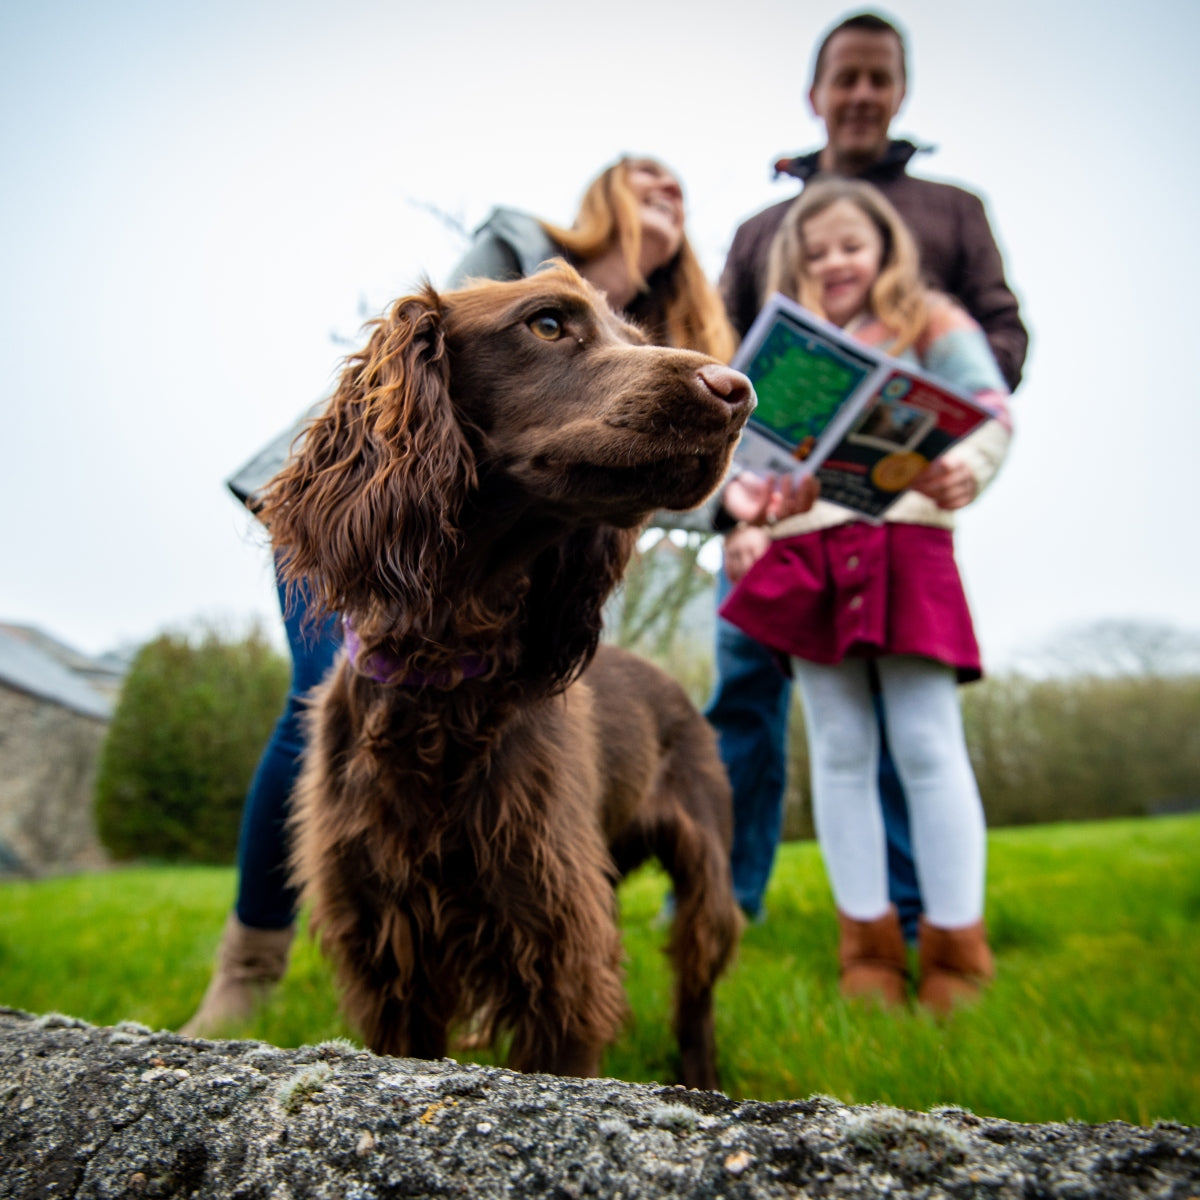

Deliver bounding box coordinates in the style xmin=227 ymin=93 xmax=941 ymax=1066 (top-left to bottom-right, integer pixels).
xmin=541 ymin=158 xmax=737 ymax=363
xmin=766 ymin=178 xmax=928 ymax=355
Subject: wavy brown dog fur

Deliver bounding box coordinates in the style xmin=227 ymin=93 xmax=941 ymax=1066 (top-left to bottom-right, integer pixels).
xmin=258 ymin=262 xmax=754 ymax=1089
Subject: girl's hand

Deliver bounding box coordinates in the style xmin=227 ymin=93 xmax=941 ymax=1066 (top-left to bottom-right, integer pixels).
xmin=911 ymin=458 xmax=977 ymax=510
xmin=723 ymin=523 xmax=771 ymax=584
xmin=723 ymin=470 xmax=819 ymax=526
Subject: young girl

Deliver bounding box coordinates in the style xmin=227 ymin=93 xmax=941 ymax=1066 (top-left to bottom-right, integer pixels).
xmin=720 ymin=178 xmax=1013 ymax=1013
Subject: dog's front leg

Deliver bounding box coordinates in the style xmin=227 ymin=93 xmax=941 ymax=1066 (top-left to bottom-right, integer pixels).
xmin=499 ymin=837 xmax=627 ymax=1078
xmin=312 ymin=876 xmax=451 ymax=1061
xmin=362 ymin=989 xmax=449 ymax=1061
xmin=504 ymin=969 xmax=618 ymax=1080
xmin=510 ymin=1031 xmax=605 ymax=1079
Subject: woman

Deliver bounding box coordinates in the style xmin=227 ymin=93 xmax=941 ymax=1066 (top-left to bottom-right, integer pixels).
xmin=181 ymin=155 xmax=735 ymax=1037
xmin=449 ymin=157 xmax=734 ymax=358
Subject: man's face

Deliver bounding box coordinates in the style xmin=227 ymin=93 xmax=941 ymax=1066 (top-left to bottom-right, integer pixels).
xmin=809 ymin=30 xmax=906 ymax=171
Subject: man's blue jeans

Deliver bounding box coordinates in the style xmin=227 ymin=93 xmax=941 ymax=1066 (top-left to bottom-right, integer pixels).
xmin=234 ymin=574 xmax=340 ymax=930
xmin=875 ymin=682 xmax=921 ymax=942
xmin=708 ymin=568 xmax=921 ymax=936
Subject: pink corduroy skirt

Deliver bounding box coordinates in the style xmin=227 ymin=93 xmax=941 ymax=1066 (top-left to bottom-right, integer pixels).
xmin=719 ymin=522 xmax=983 ymax=683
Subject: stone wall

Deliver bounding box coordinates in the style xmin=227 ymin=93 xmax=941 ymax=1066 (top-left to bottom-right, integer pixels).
xmin=2 ymin=1008 xmax=1197 ymax=1199
xmin=0 ymin=686 xmax=109 ymax=875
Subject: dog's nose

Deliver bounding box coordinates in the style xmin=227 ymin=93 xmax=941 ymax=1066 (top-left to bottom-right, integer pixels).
xmin=696 ymin=363 xmax=756 ymax=414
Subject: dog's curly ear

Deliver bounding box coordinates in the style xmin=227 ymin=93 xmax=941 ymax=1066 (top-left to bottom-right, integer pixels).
xmin=259 ymin=284 xmax=476 ymax=628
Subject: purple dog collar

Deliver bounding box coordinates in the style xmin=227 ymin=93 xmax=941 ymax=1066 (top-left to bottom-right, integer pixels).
xmin=343 ymin=619 xmax=491 ymax=688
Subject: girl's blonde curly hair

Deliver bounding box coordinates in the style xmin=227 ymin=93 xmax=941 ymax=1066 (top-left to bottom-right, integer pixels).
xmin=766 ymin=177 xmax=929 ymax=355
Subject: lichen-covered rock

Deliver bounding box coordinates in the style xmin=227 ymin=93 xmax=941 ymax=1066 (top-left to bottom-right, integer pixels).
xmin=2 ymin=1007 xmax=1197 ymax=1198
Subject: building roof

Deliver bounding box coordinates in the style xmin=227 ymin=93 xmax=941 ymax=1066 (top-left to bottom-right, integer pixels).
xmin=0 ymin=625 xmax=114 ymax=720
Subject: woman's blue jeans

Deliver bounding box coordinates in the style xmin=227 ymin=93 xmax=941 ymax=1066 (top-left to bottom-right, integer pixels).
xmin=233 ymin=573 xmax=340 ymax=929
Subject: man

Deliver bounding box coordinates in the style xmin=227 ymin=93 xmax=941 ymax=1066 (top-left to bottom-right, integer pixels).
xmin=711 ymin=11 xmax=1028 ymax=932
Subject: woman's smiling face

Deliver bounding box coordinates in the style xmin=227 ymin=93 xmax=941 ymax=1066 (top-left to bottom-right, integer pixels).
xmin=625 ymin=158 xmax=685 ymax=275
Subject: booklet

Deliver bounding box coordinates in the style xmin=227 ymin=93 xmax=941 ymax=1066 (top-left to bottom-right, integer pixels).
xmin=731 ymin=292 xmax=994 ymax=520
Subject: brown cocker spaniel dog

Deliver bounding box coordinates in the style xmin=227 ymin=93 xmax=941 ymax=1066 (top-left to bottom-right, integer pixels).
xmin=259 ymin=262 xmax=754 ymax=1090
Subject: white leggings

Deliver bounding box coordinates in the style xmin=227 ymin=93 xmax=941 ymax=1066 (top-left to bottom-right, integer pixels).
xmin=793 ymin=655 xmax=986 ymax=929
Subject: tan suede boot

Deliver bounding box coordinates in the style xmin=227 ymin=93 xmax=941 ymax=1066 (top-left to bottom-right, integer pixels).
xmin=837 ymin=906 xmax=908 ymax=1007
xmin=917 ymin=917 xmax=995 ymax=1015
xmin=179 ymin=913 xmax=295 ymax=1037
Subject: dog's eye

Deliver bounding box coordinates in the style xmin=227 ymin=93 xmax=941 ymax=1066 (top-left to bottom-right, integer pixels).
xmin=528 ymin=312 xmax=565 ymax=341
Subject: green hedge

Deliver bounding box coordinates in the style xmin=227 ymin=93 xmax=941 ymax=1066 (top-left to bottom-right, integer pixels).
xmin=963 ymin=672 xmax=1200 ymax=825
xmin=94 ymin=625 xmax=289 ymax=863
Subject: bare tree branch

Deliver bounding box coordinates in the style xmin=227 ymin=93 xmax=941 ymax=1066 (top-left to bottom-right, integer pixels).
xmin=1015 ymin=619 xmax=1200 ymax=679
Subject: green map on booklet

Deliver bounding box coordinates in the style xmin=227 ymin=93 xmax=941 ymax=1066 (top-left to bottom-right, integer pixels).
xmin=731 ymin=292 xmax=992 ymax=520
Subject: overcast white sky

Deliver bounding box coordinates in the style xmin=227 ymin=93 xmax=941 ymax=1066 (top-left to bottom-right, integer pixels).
xmin=3 ymin=0 xmax=1198 ymax=671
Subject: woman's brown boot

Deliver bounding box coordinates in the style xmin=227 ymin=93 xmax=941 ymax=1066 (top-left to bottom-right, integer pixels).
xmin=917 ymin=917 xmax=994 ymax=1015
xmin=837 ymin=906 xmax=908 ymax=1007
xmin=179 ymin=913 xmax=295 ymax=1037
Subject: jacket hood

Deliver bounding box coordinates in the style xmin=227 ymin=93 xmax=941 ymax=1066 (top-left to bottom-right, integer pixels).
xmin=772 ymin=138 xmax=930 ymax=183
xmin=473 ymin=206 xmax=566 ymax=278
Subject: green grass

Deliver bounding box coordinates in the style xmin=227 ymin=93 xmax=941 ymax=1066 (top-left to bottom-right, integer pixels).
xmin=2 ymin=815 xmax=1197 ymax=1126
